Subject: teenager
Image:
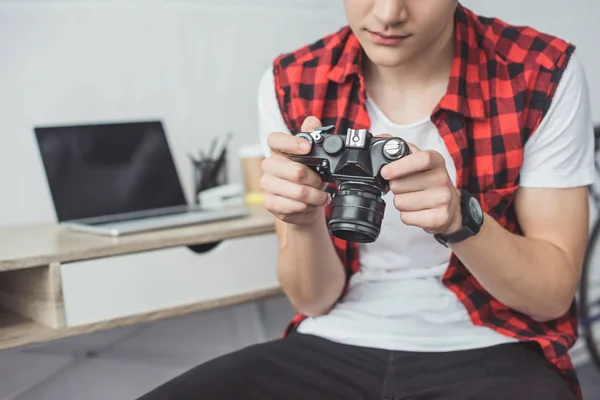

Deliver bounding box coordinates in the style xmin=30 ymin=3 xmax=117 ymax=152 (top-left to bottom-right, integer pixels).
xmin=138 ymin=1 xmax=594 ymax=399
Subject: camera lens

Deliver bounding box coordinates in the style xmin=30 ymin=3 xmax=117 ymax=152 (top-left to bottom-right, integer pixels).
xmin=328 ymin=182 xmax=386 ymax=243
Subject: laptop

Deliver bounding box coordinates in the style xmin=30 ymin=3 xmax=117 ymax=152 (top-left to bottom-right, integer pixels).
xmin=34 ymin=120 xmax=249 ymax=236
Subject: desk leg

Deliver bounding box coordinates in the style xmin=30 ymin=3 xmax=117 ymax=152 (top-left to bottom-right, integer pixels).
xmin=0 ymin=263 xmax=66 ymax=329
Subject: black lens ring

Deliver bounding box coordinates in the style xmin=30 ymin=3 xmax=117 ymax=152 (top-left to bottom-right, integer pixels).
xmin=327 ymin=182 xmax=386 ymax=243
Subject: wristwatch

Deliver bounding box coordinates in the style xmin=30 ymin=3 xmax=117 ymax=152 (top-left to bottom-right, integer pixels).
xmin=434 ymin=189 xmax=484 ymax=247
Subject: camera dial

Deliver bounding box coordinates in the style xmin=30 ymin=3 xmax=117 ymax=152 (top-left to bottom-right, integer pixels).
xmin=290 ymin=125 xmax=411 ymax=243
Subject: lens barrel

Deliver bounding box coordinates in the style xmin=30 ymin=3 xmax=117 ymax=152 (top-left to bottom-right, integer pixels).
xmin=328 ymin=182 xmax=386 ymax=243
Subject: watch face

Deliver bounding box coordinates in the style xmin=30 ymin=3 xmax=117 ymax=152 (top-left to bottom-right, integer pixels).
xmin=468 ymin=197 xmax=484 ymax=225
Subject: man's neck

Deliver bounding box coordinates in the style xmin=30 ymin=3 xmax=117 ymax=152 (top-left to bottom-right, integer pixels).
xmin=364 ymin=22 xmax=455 ymax=93
xmin=362 ymin=21 xmax=455 ymax=125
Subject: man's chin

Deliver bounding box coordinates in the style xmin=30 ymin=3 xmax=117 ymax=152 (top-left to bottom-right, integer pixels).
xmin=362 ymin=48 xmax=411 ymax=69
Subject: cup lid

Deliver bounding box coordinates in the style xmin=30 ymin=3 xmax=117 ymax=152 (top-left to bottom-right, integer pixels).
xmin=238 ymin=144 xmax=265 ymax=159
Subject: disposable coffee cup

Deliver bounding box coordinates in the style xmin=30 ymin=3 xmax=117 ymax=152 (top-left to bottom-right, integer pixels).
xmin=238 ymin=144 xmax=265 ymax=195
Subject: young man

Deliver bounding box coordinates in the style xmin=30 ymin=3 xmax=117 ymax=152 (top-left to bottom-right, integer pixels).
xmin=138 ymin=1 xmax=593 ymax=399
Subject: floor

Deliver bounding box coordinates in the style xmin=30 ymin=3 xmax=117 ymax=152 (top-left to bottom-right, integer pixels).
xmin=0 ymin=296 xmax=294 ymax=400
xmin=578 ymin=362 xmax=600 ymax=399
xmin=0 ymin=295 xmax=599 ymax=400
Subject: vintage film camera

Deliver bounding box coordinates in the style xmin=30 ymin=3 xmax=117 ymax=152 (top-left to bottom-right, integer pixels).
xmin=290 ymin=125 xmax=411 ymax=243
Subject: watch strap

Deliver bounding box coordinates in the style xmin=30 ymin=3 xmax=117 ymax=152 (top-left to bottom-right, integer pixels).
xmin=434 ymin=226 xmax=476 ymax=247
xmin=433 ymin=189 xmax=482 ymax=247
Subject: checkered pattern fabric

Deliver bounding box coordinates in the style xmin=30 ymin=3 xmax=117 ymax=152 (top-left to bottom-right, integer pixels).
xmin=272 ymin=4 xmax=580 ymax=398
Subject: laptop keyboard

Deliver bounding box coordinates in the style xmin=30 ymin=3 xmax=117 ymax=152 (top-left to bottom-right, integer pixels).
xmin=85 ymin=210 xmax=190 ymax=226
xmin=86 ymin=206 xmax=249 ymax=234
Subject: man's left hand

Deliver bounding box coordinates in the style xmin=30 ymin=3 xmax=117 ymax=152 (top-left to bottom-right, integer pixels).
xmin=380 ymin=142 xmax=463 ymax=235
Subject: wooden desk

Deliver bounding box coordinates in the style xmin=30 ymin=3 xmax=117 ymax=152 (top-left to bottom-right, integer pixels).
xmin=0 ymin=205 xmax=277 ymax=351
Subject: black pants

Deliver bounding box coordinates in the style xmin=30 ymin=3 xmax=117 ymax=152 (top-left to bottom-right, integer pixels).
xmin=136 ymin=332 xmax=576 ymax=400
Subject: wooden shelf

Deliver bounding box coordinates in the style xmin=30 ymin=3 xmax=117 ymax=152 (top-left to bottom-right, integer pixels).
xmin=0 ymin=286 xmax=282 ymax=351
xmin=0 ymin=205 xmax=279 ymax=351
xmin=0 ymin=205 xmax=276 ymax=272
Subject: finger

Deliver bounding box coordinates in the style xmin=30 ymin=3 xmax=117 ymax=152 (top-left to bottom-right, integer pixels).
xmin=260 ymin=175 xmax=330 ymax=207
xmin=262 ymin=157 xmax=323 ymax=188
xmin=393 ymin=186 xmax=452 ymax=212
xmin=381 ymin=149 xmax=445 ymax=180
xmin=264 ymin=194 xmax=318 ymax=216
xmin=375 ymin=133 xmax=392 ymax=138
xmin=407 ymin=142 xmax=421 ymax=153
xmin=400 ymin=208 xmax=450 ymax=231
xmin=267 ymin=131 xmax=311 ymax=156
xmin=389 ymin=169 xmax=450 ymax=194
xmin=301 ymin=116 xmax=323 ymax=132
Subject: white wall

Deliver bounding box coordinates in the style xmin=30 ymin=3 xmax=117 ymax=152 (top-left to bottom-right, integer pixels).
xmin=1 ymin=0 xmax=598 ymax=228
xmin=0 ymin=0 xmax=347 ymax=228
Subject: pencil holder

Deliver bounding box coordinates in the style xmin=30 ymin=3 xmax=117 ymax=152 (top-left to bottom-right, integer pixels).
xmin=192 ymin=153 xmax=228 ymax=204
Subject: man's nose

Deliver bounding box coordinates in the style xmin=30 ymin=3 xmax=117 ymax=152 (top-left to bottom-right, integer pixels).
xmin=372 ymin=0 xmax=408 ymax=28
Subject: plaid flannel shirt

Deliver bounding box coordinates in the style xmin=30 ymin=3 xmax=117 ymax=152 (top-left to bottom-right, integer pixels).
xmin=272 ymin=4 xmax=580 ymax=398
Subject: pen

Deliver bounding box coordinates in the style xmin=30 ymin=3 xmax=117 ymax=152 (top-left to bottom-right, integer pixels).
xmin=207 ymin=136 xmax=218 ymax=160
xmin=208 ymin=132 xmax=233 ymax=186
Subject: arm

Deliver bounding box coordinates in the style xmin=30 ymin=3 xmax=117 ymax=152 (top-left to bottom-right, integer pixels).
xmin=274 ymin=211 xmax=346 ymax=317
xmin=450 ymin=186 xmax=588 ymax=321
xmin=383 ymin=154 xmax=589 ymax=321
xmin=257 ymin=67 xmax=345 ymax=317
xmin=383 ymin=52 xmax=594 ymax=322
xmin=450 ymin=54 xmax=594 ymax=321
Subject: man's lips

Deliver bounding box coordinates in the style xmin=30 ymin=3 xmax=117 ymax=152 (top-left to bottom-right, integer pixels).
xmin=368 ymin=30 xmax=412 ymax=45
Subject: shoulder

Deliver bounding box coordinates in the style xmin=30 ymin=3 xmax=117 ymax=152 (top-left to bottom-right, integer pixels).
xmin=519 ymin=49 xmax=594 ymax=189
xmin=258 ymin=65 xmax=275 ymax=104
xmin=549 ymin=50 xmax=588 ymax=97
xmin=467 ymin=8 xmax=575 ymax=69
xmin=269 ymin=26 xmax=357 ymax=132
xmin=273 ymin=25 xmax=353 ymax=77
xmin=463 ymin=6 xmax=577 ymax=126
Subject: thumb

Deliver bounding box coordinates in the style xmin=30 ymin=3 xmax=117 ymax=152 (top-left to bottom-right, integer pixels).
xmin=301 ymin=116 xmax=323 ymax=132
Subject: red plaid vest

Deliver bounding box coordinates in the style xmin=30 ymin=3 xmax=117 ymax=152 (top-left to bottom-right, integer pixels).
xmin=272 ymin=4 xmax=580 ymax=398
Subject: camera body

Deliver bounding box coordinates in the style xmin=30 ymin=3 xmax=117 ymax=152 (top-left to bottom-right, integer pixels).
xmin=290 ymin=125 xmax=411 ymax=243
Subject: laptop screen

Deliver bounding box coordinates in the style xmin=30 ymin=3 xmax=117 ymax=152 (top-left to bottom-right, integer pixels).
xmin=35 ymin=121 xmax=187 ymax=222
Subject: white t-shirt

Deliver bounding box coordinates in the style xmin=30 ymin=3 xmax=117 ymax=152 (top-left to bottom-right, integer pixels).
xmin=257 ymin=51 xmax=595 ymax=352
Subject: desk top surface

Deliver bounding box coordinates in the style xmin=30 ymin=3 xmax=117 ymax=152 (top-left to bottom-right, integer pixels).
xmin=0 ymin=205 xmax=275 ymax=271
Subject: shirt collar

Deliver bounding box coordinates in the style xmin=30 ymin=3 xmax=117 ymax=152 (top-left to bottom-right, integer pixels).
xmin=327 ymin=4 xmax=488 ymax=121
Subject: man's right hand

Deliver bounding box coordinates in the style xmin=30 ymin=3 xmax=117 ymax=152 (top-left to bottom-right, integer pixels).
xmin=261 ymin=116 xmax=346 ymax=317
xmin=260 ymin=116 xmax=331 ymax=226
